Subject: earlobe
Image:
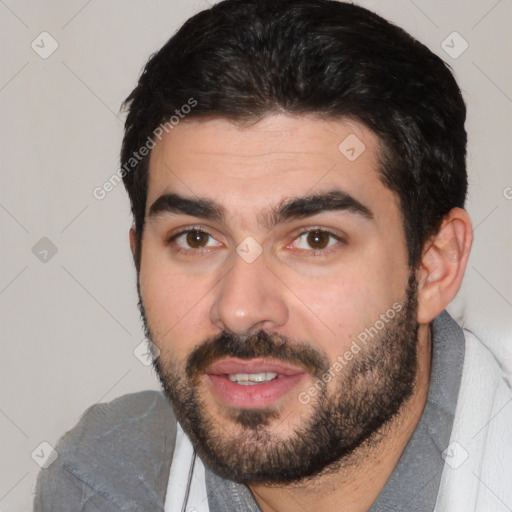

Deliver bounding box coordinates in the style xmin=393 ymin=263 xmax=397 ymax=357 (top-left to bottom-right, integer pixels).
xmin=416 ymin=208 xmax=473 ymax=324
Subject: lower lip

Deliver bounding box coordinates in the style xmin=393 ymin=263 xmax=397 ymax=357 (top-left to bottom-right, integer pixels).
xmin=206 ymin=374 xmax=306 ymax=409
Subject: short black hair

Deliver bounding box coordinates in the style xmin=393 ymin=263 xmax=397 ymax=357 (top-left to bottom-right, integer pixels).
xmin=121 ymin=0 xmax=467 ymax=268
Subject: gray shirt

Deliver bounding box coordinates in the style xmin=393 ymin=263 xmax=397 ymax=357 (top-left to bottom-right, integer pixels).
xmin=204 ymin=310 xmax=465 ymax=512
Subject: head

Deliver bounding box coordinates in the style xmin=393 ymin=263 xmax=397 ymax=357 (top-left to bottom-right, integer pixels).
xmin=121 ymin=0 xmax=472 ymax=484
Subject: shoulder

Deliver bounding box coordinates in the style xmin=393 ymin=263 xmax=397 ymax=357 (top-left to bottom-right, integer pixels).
xmin=56 ymin=390 xmax=176 ymax=459
xmin=34 ymin=390 xmax=177 ymax=511
xmin=436 ymin=328 xmax=512 ymax=510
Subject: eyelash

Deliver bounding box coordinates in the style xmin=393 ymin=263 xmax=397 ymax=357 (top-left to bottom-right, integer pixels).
xmin=166 ymin=227 xmax=216 ymax=255
xmin=166 ymin=227 xmax=345 ymax=257
xmin=291 ymin=228 xmax=344 ymax=255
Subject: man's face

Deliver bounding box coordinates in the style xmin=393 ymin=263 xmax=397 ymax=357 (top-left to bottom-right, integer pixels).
xmin=136 ymin=114 xmax=418 ymax=483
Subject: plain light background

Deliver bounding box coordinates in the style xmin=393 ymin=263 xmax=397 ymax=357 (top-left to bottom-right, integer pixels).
xmin=0 ymin=1 xmax=510 ymax=510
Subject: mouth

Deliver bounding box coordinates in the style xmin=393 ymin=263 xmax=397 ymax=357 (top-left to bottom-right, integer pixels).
xmin=204 ymin=358 xmax=308 ymax=409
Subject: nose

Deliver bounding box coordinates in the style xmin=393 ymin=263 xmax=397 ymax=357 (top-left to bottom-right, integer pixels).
xmin=209 ymin=251 xmax=289 ymax=336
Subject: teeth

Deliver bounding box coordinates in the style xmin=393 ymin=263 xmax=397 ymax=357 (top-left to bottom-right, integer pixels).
xmin=228 ymin=372 xmax=278 ymax=385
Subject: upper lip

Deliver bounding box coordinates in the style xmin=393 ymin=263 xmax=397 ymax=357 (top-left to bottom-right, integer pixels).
xmin=206 ymin=358 xmax=306 ymax=376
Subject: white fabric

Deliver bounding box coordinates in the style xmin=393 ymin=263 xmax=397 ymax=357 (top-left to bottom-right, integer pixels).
xmin=434 ymin=330 xmax=512 ymax=511
xmin=165 ymin=330 xmax=512 ymax=512
xmin=164 ymin=422 xmax=209 ymax=512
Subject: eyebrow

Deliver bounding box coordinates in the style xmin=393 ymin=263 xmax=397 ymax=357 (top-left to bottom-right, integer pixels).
xmin=148 ymin=189 xmax=373 ymax=228
xmin=149 ymin=193 xmax=224 ymax=222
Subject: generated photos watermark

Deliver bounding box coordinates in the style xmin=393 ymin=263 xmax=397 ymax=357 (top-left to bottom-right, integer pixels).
xmin=298 ymin=302 xmax=403 ymax=405
xmin=93 ymin=97 xmax=197 ymax=200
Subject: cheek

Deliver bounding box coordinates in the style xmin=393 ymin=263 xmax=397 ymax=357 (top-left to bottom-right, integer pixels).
xmin=288 ymin=253 xmax=406 ymax=360
xmin=138 ymin=245 xmax=213 ymax=357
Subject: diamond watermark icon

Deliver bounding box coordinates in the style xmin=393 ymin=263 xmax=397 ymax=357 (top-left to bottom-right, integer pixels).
xmin=32 ymin=237 xmax=58 ymax=263
xmin=134 ymin=339 xmax=161 ymax=366
xmin=441 ymin=32 xmax=468 ymax=59
xmin=236 ymin=236 xmax=263 ymax=264
xmin=338 ymin=134 xmax=366 ymax=162
xmin=442 ymin=441 xmax=469 ymax=469
xmin=31 ymin=32 xmax=59 ymax=59
xmin=31 ymin=441 xmax=58 ymax=469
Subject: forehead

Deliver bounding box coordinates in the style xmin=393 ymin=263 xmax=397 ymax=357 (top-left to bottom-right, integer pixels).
xmin=146 ymin=114 xmax=398 ymax=224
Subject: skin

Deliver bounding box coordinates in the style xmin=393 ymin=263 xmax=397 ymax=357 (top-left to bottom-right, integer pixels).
xmin=130 ymin=113 xmax=472 ymax=511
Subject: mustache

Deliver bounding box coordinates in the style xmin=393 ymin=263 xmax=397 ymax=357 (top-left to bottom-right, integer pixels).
xmin=185 ymin=330 xmax=330 ymax=380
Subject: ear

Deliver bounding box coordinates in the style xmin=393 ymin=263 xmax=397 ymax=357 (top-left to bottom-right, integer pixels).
xmin=416 ymin=208 xmax=473 ymax=324
xmin=129 ymin=225 xmax=142 ymax=272
xmin=129 ymin=225 xmax=136 ymax=257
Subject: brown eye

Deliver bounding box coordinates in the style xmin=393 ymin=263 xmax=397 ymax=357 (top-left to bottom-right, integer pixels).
xmin=306 ymin=230 xmax=331 ymax=250
xmin=171 ymin=229 xmax=222 ymax=252
xmin=186 ymin=230 xmax=210 ymax=248
xmin=291 ymin=229 xmax=341 ymax=253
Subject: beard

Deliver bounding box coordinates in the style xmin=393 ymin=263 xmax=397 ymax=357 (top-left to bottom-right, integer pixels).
xmin=139 ymin=273 xmax=419 ymax=485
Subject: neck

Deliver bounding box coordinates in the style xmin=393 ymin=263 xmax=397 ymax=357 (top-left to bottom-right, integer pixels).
xmin=248 ymin=324 xmax=432 ymax=512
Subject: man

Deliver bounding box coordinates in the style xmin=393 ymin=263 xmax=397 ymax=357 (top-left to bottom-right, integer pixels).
xmin=34 ymin=0 xmax=512 ymax=510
